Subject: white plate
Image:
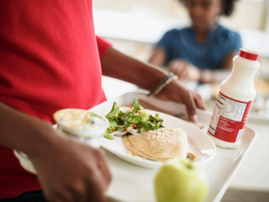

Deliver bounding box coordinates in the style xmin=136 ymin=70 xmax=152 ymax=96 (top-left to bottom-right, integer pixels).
xmin=101 ymin=108 xmax=216 ymax=169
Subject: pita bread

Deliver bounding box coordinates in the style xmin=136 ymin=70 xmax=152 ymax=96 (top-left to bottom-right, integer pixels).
xmin=122 ymin=128 xmax=195 ymax=162
xmin=122 ymin=135 xmax=169 ymax=162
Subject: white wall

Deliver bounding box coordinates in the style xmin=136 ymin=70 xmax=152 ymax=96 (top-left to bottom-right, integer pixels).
xmin=93 ymin=0 xmax=268 ymax=31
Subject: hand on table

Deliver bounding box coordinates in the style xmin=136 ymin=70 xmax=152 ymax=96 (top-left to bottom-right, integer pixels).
xmin=168 ymin=60 xmax=201 ymax=81
xmin=27 ymin=127 xmax=111 ymax=202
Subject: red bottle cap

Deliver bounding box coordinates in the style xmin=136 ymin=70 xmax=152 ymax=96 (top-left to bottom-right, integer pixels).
xmin=239 ymin=49 xmax=259 ymax=61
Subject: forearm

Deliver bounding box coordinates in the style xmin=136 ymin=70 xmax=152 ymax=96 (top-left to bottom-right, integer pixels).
xmin=101 ymin=47 xmax=167 ymax=90
xmin=200 ymin=69 xmax=231 ymax=83
xmin=148 ymin=47 xmax=166 ymax=67
xmin=0 ymin=101 xmax=111 ymax=201
xmin=202 ymin=52 xmax=235 ymax=83
xmin=0 ymin=101 xmax=56 ymax=156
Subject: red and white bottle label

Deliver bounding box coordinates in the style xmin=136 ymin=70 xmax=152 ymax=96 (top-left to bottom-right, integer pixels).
xmin=208 ymin=92 xmax=252 ymax=143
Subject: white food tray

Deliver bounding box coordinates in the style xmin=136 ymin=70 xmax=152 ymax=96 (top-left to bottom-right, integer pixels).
xmin=90 ymin=91 xmax=258 ymax=202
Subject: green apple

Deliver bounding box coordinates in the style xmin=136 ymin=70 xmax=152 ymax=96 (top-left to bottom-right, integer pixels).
xmin=154 ymin=158 xmax=208 ymax=202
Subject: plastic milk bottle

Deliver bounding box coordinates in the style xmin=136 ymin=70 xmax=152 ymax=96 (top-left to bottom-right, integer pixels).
xmin=208 ymin=49 xmax=259 ymax=148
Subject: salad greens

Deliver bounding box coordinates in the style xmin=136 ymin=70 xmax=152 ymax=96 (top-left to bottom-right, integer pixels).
xmin=104 ymin=97 xmax=164 ymax=140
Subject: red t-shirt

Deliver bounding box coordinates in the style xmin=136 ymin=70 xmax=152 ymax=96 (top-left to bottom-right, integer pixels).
xmin=0 ymin=0 xmax=111 ymax=199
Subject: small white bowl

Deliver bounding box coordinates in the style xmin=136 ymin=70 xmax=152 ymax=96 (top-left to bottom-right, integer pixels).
xmin=14 ymin=109 xmax=109 ymax=174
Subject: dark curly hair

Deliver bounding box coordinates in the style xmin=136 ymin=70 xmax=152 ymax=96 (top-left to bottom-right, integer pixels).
xmin=179 ymin=0 xmax=238 ymax=17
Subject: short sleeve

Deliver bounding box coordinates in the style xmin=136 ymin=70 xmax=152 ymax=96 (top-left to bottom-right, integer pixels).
xmin=227 ymin=32 xmax=242 ymax=53
xmin=96 ymin=36 xmax=112 ymax=59
xmin=231 ymin=33 xmax=242 ymax=52
xmin=156 ymin=29 xmax=175 ymax=54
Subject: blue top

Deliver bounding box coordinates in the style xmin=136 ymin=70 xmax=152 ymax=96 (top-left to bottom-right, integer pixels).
xmin=156 ymin=25 xmax=242 ymax=70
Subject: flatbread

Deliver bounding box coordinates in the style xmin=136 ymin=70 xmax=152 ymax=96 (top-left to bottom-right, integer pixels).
xmin=122 ymin=135 xmax=151 ymax=159
xmin=122 ymin=128 xmax=192 ymax=162
xmin=122 ymin=135 xmax=170 ymax=162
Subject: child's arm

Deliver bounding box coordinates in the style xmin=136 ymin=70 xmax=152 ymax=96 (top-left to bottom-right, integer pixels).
xmin=162 ymin=51 xmax=236 ymax=83
xmin=199 ymin=51 xmax=237 ymax=83
xmin=148 ymin=47 xmax=167 ymax=67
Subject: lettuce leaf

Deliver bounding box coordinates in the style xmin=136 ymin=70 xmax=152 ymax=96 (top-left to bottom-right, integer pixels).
xmin=106 ymin=102 xmax=120 ymax=120
xmin=104 ymin=97 xmax=164 ymax=140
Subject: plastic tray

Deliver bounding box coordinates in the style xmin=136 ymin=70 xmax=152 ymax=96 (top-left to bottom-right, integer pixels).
xmin=90 ymin=91 xmax=258 ymax=202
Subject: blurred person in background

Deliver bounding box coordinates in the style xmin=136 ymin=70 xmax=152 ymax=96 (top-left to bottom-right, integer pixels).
xmin=149 ymin=0 xmax=241 ymax=84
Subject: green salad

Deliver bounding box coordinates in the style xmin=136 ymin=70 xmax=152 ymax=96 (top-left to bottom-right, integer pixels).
xmin=104 ymin=98 xmax=164 ymax=140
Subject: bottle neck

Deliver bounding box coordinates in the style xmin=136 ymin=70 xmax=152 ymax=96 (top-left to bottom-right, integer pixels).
xmin=228 ymin=63 xmax=258 ymax=86
xmin=221 ymin=56 xmax=259 ymax=101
